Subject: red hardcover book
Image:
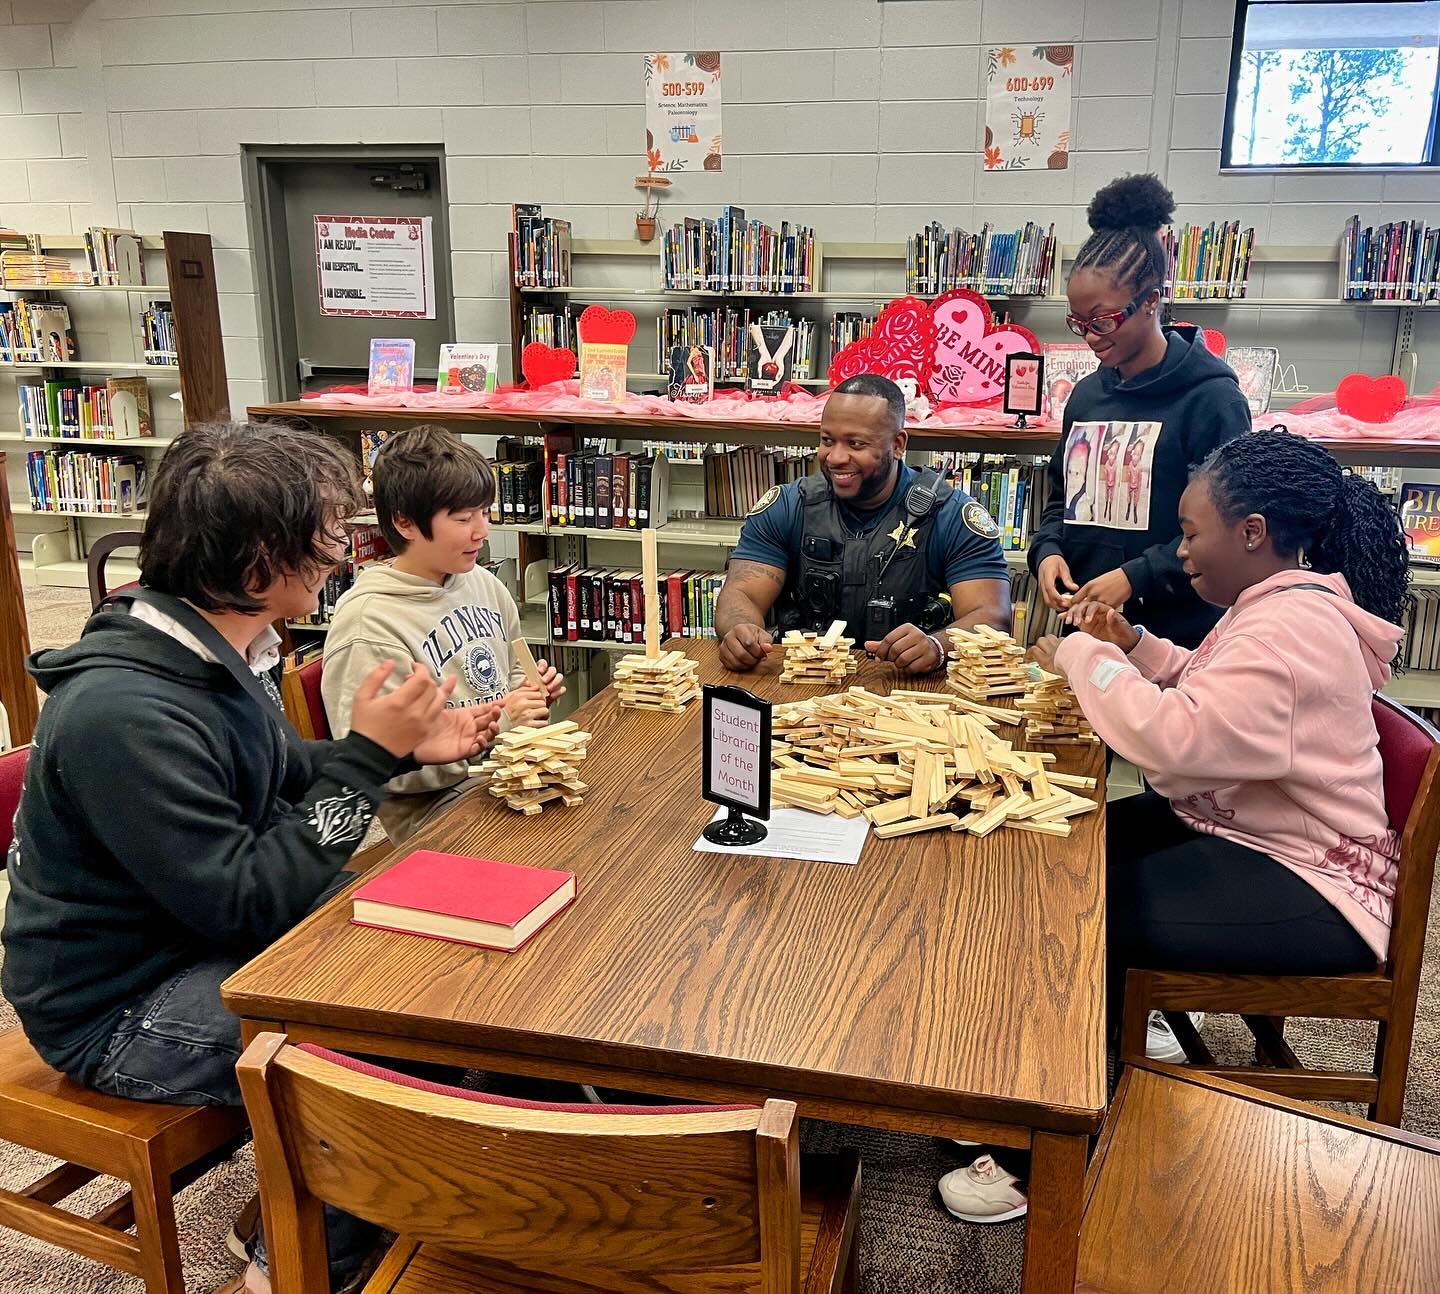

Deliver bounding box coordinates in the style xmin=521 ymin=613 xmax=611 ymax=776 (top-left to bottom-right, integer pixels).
xmin=351 ymin=851 xmax=576 ymax=951
xmin=565 ymin=566 xmax=580 ymax=640
xmin=667 ymin=569 xmax=687 ymax=638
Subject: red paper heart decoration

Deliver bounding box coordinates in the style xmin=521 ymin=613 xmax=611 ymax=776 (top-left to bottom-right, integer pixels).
xmin=1172 ymin=322 xmax=1227 ymax=356
xmin=827 ymin=295 xmax=936 ymax=389
xmin=1335 ymin=373 xmax=1407 ymax=424
xmin=927 ymin=290 xmax=1040 ymax=407
xmin=577 ymin=304 xmax=637 ymax=346
xmin=521 ymin=342 xmax=577 ymax=388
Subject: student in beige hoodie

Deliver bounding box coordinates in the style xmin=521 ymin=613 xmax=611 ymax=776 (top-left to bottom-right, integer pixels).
xmin=323 ymin=426 xmax=564 ymax=840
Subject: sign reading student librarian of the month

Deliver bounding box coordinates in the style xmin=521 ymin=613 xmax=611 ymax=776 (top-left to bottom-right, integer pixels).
xmin=644 ymin=53 xmax=722 ymax=173
xmin=315 ymin=214 xmax=436 ymax=319
xmin=700 ymin=684 xmax=769 ymax=846
xmin=984 ymin=45 xmax=1073 ymax=172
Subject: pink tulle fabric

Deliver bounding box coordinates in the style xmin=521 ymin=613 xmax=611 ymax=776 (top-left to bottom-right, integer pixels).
xmin=300 ymin=383 xmax=1440 ymax=440
xmin=301 ymin=382 xmax=1039 ymax=428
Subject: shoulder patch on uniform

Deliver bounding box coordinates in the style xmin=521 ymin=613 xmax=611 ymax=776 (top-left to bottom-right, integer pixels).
xmin=961 ymin=499 xmax=1001 ymax=539
xmin=748 ymin=484 xmax=783 ymax=516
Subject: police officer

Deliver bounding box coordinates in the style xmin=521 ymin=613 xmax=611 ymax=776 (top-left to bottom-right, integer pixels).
xmin=716 ymin=373 xmax=1012 ymax=674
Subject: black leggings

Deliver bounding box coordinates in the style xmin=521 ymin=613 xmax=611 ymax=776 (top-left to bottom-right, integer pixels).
xmin=1107 ymin=791 xmax=1374 ymax=1027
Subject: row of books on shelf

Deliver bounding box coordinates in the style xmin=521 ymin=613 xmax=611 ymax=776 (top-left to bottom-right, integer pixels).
xmin=661 ymin=208 xmax=817 ymax=293
xmin=0 ymin=227 xmax=145 ymax=287
xmin=0 ymin=298 xmax=176 ymax=365
xmin=139 ymin=301 xmax=177 ymax=362
xmin=654 ymin=307 xmax=813 ymax=381
xmin=510 ymin=205 xmax=572 ymax=288
xmin=548 ymin=450 xmax=671 ymax=529
xmin=1403 ymin=589 xmax=1440 ymax=672
xmin=18 ymin=377 xmax=153 ymax=439
xmin=286 ymin=525 xmax=389 ymax=627
xmin=1162 ymin=221 xmax=1255 ymax=300
xmin=704 ymin=445 xmax=815 ymax=519
xmin=905 ymin=221 xmax=1057 ymax=297
xmin=25 ymin=448 xmax=146 ymax=514
xmin=930 ymin=453 xmax=1047 ymax=553
xmin=547 ymin=563 xmax=724 ymax=644
xmin=1341 ymin=216 xmax=1440 ymax=302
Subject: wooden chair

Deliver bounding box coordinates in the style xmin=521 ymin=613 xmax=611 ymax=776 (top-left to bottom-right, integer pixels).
xmin=237 ymin=1033 xmax=862 ymax=1294
xmin=1120 ymin=693 xmax=1440 ymax=1124
xmin=279 ymin=651 xmax=330 ymax=739
xmin=1 ymin=742 xmax=27 ymax=863
xmin=1077 ymin=1061 xmax=1440 ymax=1292
xmin=0 ymin=1027 xmax=248 ymax=1293
xmin=86 ymin=528 xmax=144 ymax=610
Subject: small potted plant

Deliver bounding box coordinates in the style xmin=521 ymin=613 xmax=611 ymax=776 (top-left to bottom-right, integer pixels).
xmin=634 ymin=170 xmax=670 ymax=244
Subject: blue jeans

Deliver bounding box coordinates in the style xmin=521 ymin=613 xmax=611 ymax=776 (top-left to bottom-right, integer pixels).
xmin=90 ymin=881 xmax=380 ymax=1289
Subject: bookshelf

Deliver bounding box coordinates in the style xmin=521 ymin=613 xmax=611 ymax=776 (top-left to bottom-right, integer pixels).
xmin=1 ymin=231 xmax=227 ymax=588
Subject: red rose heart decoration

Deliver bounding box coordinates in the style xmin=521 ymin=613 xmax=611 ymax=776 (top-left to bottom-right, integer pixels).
xmin=827 ymin=295 xmax=936 ymax=389
xmin=521 ymin=342 xmax=577 ymax=388
xmin=927 ymin=290 xmax=1040 ymax=407
xmin=1336 ymin=373 xmax=1408 ymax=424
xmin=577 ymin=304 xmax=637 ymax=346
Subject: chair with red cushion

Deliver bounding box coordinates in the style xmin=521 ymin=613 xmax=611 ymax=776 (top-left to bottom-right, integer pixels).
xmin=237 ymin=1033 xmax=861 ymax=1294
xmin=1121 ymin=693 xmax=1440 ymax=1124
xmin=0 ymin=744 xmax=28 ymax=864
xmin=279 ymin=654 xmax=330 ymax=740
xmin=86 ymin=530 xmax=144 ymax=611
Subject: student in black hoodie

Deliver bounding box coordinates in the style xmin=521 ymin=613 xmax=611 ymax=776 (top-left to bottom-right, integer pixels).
xmin=2 ymin=423 xmax=500 ymax=1294
xmin=1028 ymin=174 xmax=1252 ymax=648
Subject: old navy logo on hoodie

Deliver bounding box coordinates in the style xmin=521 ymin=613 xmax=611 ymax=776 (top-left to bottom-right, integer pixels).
xmin=420 ymin=604 xmax=508 ymax=679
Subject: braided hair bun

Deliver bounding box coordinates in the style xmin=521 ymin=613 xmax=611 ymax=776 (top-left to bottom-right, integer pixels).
xmin=1086 ymin=174 xmax=1175 ymax=234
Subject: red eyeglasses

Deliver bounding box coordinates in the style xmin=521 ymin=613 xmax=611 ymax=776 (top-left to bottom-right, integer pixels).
xmin=1065 ymin=291 xmax=1151 ymax=338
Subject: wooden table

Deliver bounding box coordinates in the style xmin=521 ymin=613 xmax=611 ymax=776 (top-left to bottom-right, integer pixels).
xmin=223 ymin=641 xmax=1107 ymax=1293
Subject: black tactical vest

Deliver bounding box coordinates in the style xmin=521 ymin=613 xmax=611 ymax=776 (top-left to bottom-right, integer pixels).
xmin=774 ymin=468 xmax=951 ymax=634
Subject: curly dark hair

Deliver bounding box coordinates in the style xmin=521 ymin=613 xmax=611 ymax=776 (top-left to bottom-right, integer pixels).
xmin=1071 ymin=173 xmax=1175 ymax=299
xmin=1194 ymin=429 xmax=1413 ymax=635
xmin=140 ymin=421 xmax=364 ymax=614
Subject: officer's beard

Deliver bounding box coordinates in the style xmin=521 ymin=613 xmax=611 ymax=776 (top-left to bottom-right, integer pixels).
xmin=826 ymin=457 xmax=898 ymax=509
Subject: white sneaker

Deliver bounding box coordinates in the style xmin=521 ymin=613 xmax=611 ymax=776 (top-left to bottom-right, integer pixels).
xmin=937 ymin=1154 xmax=1028 ymax=1223
xmin=1145 ymin=1011 xmax=1205 ymax=1062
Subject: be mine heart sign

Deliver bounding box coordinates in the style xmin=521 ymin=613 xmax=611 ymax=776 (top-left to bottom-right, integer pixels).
xmin=828 ymin=290 xmax=1040 ymax=409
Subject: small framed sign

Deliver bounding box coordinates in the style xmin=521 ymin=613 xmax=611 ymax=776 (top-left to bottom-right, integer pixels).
xmin=700 ymin=683 xmax=771 ymax=845
xmin=1004 ymin=352 xmax=1044 ymax=427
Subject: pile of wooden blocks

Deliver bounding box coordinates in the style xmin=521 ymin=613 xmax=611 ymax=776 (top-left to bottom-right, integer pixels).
xmin=613 ymin=649 xmax=701 ymax=713
xmin=945 ymin=624 xmax=1030 ymax=701
xmin=770 ymin=686 xmax=1098 ymax=839
xmin=780 ymin=620 xmax=858 ymax=685
xmin=1019 ymin=670 xmax=1099 ymax=745
xmin=475 ymin=720 xmax=591 ymax=815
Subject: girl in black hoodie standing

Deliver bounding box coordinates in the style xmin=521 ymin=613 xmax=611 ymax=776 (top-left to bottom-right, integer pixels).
xmin=1028 ymin=174 xmax=1252 ymax=648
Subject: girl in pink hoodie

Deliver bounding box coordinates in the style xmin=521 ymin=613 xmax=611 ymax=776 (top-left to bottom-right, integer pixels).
xmin=1043 ymin=430 xmax=1412 ymax=1016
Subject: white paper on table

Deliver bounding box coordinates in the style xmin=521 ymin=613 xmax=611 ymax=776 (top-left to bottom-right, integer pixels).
xmin=692 ymin=806 xmax=869 ymax=866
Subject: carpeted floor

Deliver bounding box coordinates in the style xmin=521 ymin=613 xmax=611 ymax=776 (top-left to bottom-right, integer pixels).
xmin=3 ymin=582 xmax=1438 ymax=1293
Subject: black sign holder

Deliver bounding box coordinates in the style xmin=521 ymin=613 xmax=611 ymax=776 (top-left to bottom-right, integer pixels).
xmin=1004 ymin=351 xmax=1045 ymax=429
xmin=701 ymin=683 xmax=771 ymax=846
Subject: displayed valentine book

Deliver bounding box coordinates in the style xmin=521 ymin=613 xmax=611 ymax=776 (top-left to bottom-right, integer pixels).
xmin=578 ymin=342 xmax=628 ymax=403
xmin=1225 ymin=346 xmax=1278 ymax=414
xmin=436 ymin=343 xmax=499 ymax=393
xmin=1400 ymin=482 xmax=1440 ymax=566
xmin=1042 ymin=342 xmax=1100 ymax=423
xmin=367 ymin=338 xmax=415 ymax=396
xmin=668 ymin=343 xmax=715 ymax=403
xmin=351 ymin=851 xmax=577 ymax=952
xmin=747 ymin=323 xmax=794 ymax=395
